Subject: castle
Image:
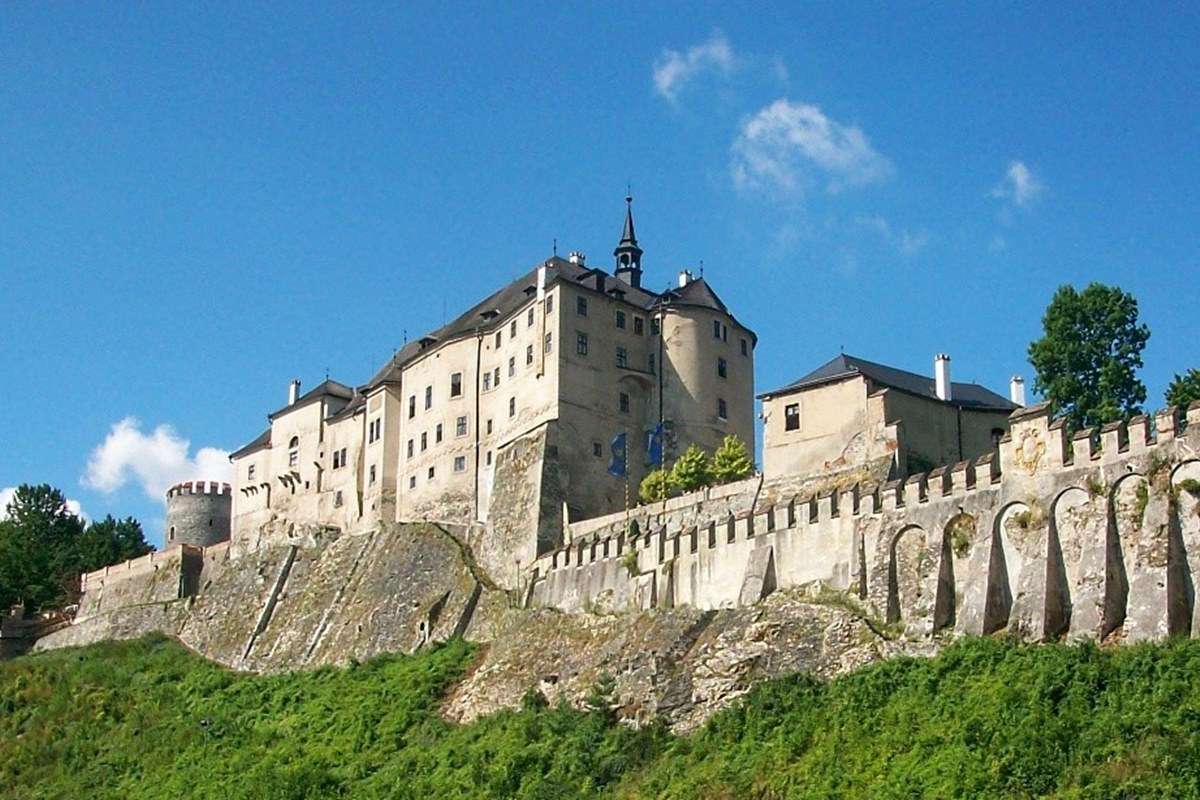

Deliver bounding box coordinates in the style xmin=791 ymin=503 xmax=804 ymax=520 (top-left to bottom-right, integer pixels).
xmin=29 ymin=199 xmax=1200 ymax=725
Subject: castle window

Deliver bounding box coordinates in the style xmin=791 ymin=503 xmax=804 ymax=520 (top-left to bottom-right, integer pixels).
xmin=718 ymin=357 xmax=728 ymax=379
xmin=424 ymin=385 xmax=433 ymax=410
xmin=409 ymin=475 xmax=417 ymax=489
xmin=169 ymin=526 xmax=175 ymax=541
xmin=408 ymin=396 xmax=416 ymax=418
xmin=577 ymin=296 xmax=588 ymax=317
xmin=495 ymin=331 xmax=502 ymax=348
xmin=526 ymin=344 xmax=534 ymax=365
xmin=528 ymin=307 xmax=535 ymax=327
xmin=616 ymin=310 xmax=626 ymax=329
xmin=508 ymin=356 xmax=515 ymax=378
xmin=593 ymin=441 xmax=602 ymax=458
xmin=421 ymin=432 xmax=428 ymax=451
xmin=510 ymin=320 xmax=517 ymax=338
xmin=785 ymin=403 xmax=800 ymax=431
xmin=544 ymin=332 xmax=553 ymax=353
xmin=648 ymin=353 xmax=656 ymax=374
xmin=339 ymin=447 xmax=346 ymax=467
xmin=509 ymin=397 xmax=516 ymax=417
xmin=619 ymin=392 xmax=630 ymax=414
xmin=493 ymin=367 xmax=501 ymax=387
xmin=454 ymin=456 xmax=466 ymax=473
xmin=247 ymin=464 xmax=256 ymax=480
xmin=651 ymin=317 xmax=660 ymax=336
xmin=722 ymin=324 xmax=728 ymax=342
xmin=577 ymin=332 xmax=588 ymax=356
xmin=450 ymin=372 xmax=463 ymax=397
xmin=456 ymin=416 xmax=468 ymax=437
xmin=486 ymin=450 xmax=493 ymax=466
xmin=332 ymin=449 xmax=342 ymax=469
xmin=546 ymin=294 xmax=554 ymax=314
xmin=633 ymin=316 xmax=644 ymax=335
xmin=713 ymin=320 xmax=721 ymax=339
xmin=428 ymin=466 xmax=435 ymax=480
xmin=741 ymin=338 xmax=749 ymax=356
xmin=717 ymin=398 xmax=728 ymax=420
xmin=288 ymin=436 xmax=299 ymax=468
xmin=483 ymin=371 xmax=492 ymax=391
xmin=334 ymin=491 xmax=343 ymax=508
xmin=435 ymin=423 xmax=443 ymax=444
xmin=407 ymin=439 xmax=414 ymax=459
xmin=616 ymin=346 xmax=628 ymax=368
xmin=487 ymin=419 xmax=493 ymax=435
xmin=369 ymin=465 xmax=376 ymax=484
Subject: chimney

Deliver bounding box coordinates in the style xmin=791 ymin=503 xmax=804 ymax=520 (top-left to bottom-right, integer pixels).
xmin=536 ymin=264 xmax=547 ymax=302
xmin=1010 ymin=375 xmax=1026 ymax=406
xmin=288 ymin=379 xmax=301 ymax=406
xmin=568 ymin=251 xmax=586 ymax=265
xmin=934 ymin=354 xmax=952 ymax=402
xmin=678 ymin=269 xmax=693 ymax=288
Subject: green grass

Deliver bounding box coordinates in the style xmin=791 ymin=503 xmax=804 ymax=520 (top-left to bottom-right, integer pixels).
xmin=4 ymin=634 xmax=1200 ymax=799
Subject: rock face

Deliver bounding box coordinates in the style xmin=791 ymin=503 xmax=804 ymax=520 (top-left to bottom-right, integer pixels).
xmin=33 ymin=404 xmax=1200 ymax=732
xmin=34 ymin=520 xmax=906 ymax=732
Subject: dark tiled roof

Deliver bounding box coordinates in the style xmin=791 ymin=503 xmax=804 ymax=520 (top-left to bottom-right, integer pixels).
xmin=267 ymin=379 xmax=355 ymax=421
xmin=760 ymin=353 xmax=1016 ymax=412
xmin=229 ymin=428 xmax=271 ymax=460
xmin=365 ymin=257 xmax=753 ymax=390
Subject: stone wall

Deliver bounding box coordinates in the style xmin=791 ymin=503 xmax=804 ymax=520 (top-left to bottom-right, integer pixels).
xmin=530 ymin=403 xmax=1200 ymax=644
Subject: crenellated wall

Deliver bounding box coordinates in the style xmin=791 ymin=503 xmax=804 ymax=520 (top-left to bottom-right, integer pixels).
xmin=529 ymin=402 xmax=1200 ymax=643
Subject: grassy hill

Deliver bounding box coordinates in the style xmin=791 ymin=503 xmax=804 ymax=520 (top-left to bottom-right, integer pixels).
xmin=3 ymin=634 xmax=1200 ymax=799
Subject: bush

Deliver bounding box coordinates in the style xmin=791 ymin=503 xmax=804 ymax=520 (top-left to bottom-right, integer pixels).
xmin=709 ymin=435 xmax=754 ymax=485
xmin=670 ymin=445 xmax=711 ymax=494
xmin=638 ymin=469 xmax=673 ymax=504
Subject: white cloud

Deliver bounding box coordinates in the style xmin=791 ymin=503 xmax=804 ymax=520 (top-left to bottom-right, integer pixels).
xmin=82 ymin=417 xmax=231 ymax=503
xmin=652 ymin=30 xmax=736 ymax=102
xmin=991 ymin=160 xmax=1042 ymax=207
xmin=731 ymin=99 xmax=892 ymax=197
xmin=0 ymin=486 xmax=88 ymax=522
xmin=854 ymin=215 xmax=929 ymax=256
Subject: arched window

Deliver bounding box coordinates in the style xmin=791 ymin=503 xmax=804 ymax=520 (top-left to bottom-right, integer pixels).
xmin=288 ymin=436 xmax=300 ymax=468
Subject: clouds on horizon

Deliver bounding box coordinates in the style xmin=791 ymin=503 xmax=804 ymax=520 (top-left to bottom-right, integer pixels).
xmin=652 ymin=30 xmax=736 ymax=103
xmin=730 ymin=99 xmax=893 ymax=198
xmin=82 ymin=417 xmax=232 ymax=503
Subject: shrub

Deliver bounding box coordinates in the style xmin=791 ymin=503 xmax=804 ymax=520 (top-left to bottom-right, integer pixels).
xmin=670 ymin=445 xmax=711 ymax=494
xmin=638 ymin=469 xmax=673 ymax=505
xmin=709 ymin=435 xmax=754 ymax=485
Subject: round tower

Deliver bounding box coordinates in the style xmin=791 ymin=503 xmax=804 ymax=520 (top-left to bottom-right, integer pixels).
xmin=165 ymin=480 xmax=232 ymax=548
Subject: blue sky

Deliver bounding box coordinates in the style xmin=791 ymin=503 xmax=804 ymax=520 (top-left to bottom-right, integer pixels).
xmin=2 ymin=4 xmax=1197 ymax=546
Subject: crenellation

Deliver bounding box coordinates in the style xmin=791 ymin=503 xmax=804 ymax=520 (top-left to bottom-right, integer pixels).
xmin=1156 ymin=407 xmax=1180 ymax=442
xmin=1100 ymin=420 xmax=1128 ymax=462
xmin=1187 ymin=400 xmax=1200 ymax=428
xmin=950 ymin=460 xmax=975 ymax=493
xmin=1127 ymin=415 xmax=1151 ymax=452
xmin=882 ymin=479 xmax=904 ymax=511
xmin=1048 ymin=417 xmax=1072 ymax=467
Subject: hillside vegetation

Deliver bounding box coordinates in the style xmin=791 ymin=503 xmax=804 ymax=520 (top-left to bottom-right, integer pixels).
xmin=3 ymin=634 xmax=1200 ymax=799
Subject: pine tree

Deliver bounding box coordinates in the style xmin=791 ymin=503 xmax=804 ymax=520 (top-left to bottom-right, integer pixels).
xmin=710 ymin=435 xmax=755 ymax=484
xmin=1166 ymin=369 xmax=1200 ymax=409
xmin=670 ymin=445 xmax=711 ymax=494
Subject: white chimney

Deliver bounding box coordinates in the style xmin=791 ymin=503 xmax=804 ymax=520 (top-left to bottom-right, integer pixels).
xmin=536 ymin=264 xmax=547 ymax=302
xmin=1010 ymin=375 xmax=1026 ymax=406
xmin=288 ymin=379 xmax=301 ymax=406
xmin=568 ymin=251 xmax=586 ymax=265
xmin=678 ymin=269 xmax=693 ymax=288
xmin=934 ymin=354 xmax=952 ymax=402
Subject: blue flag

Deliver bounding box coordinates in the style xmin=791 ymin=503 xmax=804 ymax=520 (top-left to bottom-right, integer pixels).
xmin=608 ymin=432 xmax=627 ymax=477
xmin=646 ymin=423 xmax=665 ymax=467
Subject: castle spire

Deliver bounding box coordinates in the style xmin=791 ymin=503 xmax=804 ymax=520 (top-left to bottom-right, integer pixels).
xmin=614 ymin=195 xmax=644 ymax=288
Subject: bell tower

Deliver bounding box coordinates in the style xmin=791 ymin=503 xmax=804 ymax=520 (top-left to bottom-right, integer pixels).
xmin=613 ymin=195 xmax=643 ymax=288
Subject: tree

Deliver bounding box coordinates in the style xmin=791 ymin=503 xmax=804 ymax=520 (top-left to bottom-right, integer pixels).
xmin=0 ymin=484 xmax=150 ymax=612
xmin=638 ymin=469 xmax=673 ymax=505
xmin=710 ymin=435 xmax=755 ymax=484
xmin=670 ymin=445 xmax=711 ymax=494
xmin=1166 ymin=369 xmax=1200 ymax=410
xmin=1027 ymin=283 xmax=1150 ymax=430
